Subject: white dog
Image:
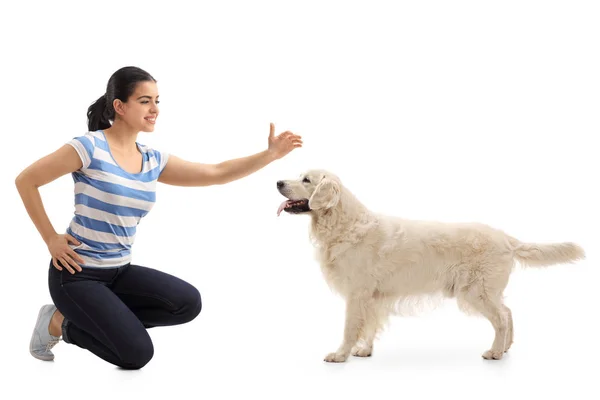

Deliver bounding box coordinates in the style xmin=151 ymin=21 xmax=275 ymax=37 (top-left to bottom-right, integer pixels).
xmin=276 ymin=169 xmax=585 ymax=362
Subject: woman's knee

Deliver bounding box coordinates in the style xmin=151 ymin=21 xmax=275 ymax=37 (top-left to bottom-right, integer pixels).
xmin=188 ymin=286 xmax=202 ymax=320
xmin=178 ymin=285 xmax=202 ymax=323
xmin=118 ymin=334 xmax=154 ymax=370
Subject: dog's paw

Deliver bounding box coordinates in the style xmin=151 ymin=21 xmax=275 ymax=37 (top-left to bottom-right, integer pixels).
xmin=324 ymin=352 xmax=349 ymax=363
xmin=351 ymin=346 xmax=372 ymax=357
xmin=482 ymin=349 xmax=504 ymax=360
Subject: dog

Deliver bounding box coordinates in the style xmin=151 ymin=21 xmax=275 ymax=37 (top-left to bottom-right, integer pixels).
xmin=276 ymin=169 xmax=585 ymax=362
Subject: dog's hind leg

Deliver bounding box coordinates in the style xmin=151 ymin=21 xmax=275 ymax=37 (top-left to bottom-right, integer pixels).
xmin=461 ymin=288 xmax=509 ymax=360
xmin=502 ymin=304 xmax=513 ymax=352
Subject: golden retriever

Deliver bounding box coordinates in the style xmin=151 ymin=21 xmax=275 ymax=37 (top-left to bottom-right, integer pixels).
xmin=276 ymin=169 xmax=585 ymax=362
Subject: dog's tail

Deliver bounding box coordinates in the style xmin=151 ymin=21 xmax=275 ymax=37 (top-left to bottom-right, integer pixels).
xmin=508 ymin=236 xmax=585 ymax=268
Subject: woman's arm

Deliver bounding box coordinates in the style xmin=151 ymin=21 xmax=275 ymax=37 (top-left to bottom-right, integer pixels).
xmin=15 ymin=145 xmax=83 ymax=244
xmin=158 ymin=123 xmax=302 ymax=187
xmin=158 ymin=150 xmax=275 ymax=186
xmin=16 ymin=144 xmax=86 ymax=273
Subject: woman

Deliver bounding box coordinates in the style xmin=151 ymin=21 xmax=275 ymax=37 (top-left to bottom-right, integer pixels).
xmin=16 ymin=66 xmax=302 ymax=369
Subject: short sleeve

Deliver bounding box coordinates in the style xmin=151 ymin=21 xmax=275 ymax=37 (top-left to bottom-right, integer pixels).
xmin=144 ymin=146 xmax=169 ymax=174
xmin=156 ymin=149 xmax=169 ymax=173
xmin=67 ymin=133 xmax=95 ymax=169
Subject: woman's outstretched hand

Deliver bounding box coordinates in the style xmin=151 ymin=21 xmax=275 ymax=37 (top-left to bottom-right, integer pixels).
xmin=267 ymin=123 xmax=303 ymax=160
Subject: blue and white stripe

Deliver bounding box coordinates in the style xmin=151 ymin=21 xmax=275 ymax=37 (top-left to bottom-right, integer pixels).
xmin=65 ymin=130 xmax=169 ymax=268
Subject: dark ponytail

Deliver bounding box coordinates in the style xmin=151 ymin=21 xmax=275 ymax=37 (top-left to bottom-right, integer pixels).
xmin=86 ymin=66 xmax=156 ymax=131
xmin=87 ymin=94 xmax=113 ymax=131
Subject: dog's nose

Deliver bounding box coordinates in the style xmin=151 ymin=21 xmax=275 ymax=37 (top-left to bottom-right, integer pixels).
xmin=277 ymin=180 xmax=284 ymax=189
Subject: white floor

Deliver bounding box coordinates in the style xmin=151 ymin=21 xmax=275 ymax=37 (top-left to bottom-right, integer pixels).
xmin=7 ymin=259 xmax=599 ymax=400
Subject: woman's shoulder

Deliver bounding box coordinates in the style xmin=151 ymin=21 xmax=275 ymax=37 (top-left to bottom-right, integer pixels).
xmin=66 ymin=131 xmax=103 ymax=168
xmin=136 ymin=141 xmax=168 ymax=156
xmin=69 ymin=130 xmax=102 ymax=145
xmin=136 ymin=142 xmax=169 ymax=172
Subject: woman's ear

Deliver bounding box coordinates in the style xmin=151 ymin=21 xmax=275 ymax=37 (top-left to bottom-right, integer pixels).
xmin=113 ymin=99 xmax=126 ymax=116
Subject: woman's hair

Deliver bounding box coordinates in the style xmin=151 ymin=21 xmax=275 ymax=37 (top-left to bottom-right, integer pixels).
xmin=87 ymin=66 xmax=156 ymax=131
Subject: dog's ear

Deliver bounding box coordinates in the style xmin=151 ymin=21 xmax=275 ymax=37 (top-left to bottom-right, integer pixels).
xmin=309 ymin=178 xmax=340 ymax=210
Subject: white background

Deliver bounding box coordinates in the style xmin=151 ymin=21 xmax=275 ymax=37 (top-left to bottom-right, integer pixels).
xmin=1 ymin=0 xmax=599 ymax=399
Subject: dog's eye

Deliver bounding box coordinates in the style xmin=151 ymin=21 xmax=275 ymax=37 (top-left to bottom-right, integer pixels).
xmin=302 ymin=177 xmax=311 ymax=183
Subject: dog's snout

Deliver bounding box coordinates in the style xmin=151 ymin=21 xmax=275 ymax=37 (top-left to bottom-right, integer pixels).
xmin=277 ymin=180 xmax=285 ymax=189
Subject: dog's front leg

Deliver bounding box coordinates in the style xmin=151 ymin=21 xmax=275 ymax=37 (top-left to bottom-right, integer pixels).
xmin=324 ymin=296 xmax=367 ymax=363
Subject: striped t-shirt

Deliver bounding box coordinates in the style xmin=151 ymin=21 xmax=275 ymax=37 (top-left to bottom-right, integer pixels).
xmin=65 ymin=130 xmax=169 ymax=268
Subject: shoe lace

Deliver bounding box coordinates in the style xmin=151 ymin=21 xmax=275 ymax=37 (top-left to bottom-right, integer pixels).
xmin=46 ymin=337 xmax=60 ymax=352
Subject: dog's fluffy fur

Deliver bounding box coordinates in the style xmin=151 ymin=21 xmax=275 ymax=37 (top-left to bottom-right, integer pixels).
xmin=277 ymin=169 xmax=585 ymax=362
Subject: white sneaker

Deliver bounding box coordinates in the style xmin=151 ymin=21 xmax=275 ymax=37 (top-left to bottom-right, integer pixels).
xmin=29 ymin=304 xmax=60 ymax=361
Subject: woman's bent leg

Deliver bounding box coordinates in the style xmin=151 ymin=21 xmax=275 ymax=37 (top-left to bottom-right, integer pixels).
xmin=48 ymin=265 xmax=154 ymax=369
xmin=111 ymin=264 xmax=202 ymax=328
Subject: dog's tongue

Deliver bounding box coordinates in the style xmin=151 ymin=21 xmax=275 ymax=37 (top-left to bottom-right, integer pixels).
xmin=277 ymin=200 xmax=292 ymax=216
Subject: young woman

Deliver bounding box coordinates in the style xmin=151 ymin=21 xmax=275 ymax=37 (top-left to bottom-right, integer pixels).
xmin=16 ymin=66 xmax=302 ymax=369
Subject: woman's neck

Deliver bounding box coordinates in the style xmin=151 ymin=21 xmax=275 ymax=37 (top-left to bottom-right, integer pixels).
xmin=102 ymin=120 xmax=139 ymax=152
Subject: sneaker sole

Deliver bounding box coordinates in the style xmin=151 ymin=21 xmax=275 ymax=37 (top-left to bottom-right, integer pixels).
xmin=29 ymin=305 xmax=55 ymax=361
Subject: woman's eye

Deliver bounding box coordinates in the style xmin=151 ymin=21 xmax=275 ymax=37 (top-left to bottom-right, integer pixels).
xmin=303 ymin=177 xmax=310 ymax=183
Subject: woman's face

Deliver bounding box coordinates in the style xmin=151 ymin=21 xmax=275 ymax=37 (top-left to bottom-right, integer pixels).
xmin=114 ymin=80 xmax=160 ymax=132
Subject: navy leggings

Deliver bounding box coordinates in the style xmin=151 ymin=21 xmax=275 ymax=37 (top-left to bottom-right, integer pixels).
xmin=48 ymin=261 xmax=202 ymax=369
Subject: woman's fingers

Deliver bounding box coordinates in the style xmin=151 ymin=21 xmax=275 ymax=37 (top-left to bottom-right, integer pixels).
xmin=52 ymin=257 xmax=63 ymax=271
xmin=68 ymin=248 xmax=85 ymax=265
xmin=59 ymin=257 xmax=76 ymax=274
xmin=64 ymin=253 xmax=83 ymax=273
xmin=65 ymin=234 xmax=81 ymax=246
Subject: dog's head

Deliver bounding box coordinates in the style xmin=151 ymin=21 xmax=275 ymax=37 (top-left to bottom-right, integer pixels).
xmin=276 ymin=169 xmax=341 ymax=216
